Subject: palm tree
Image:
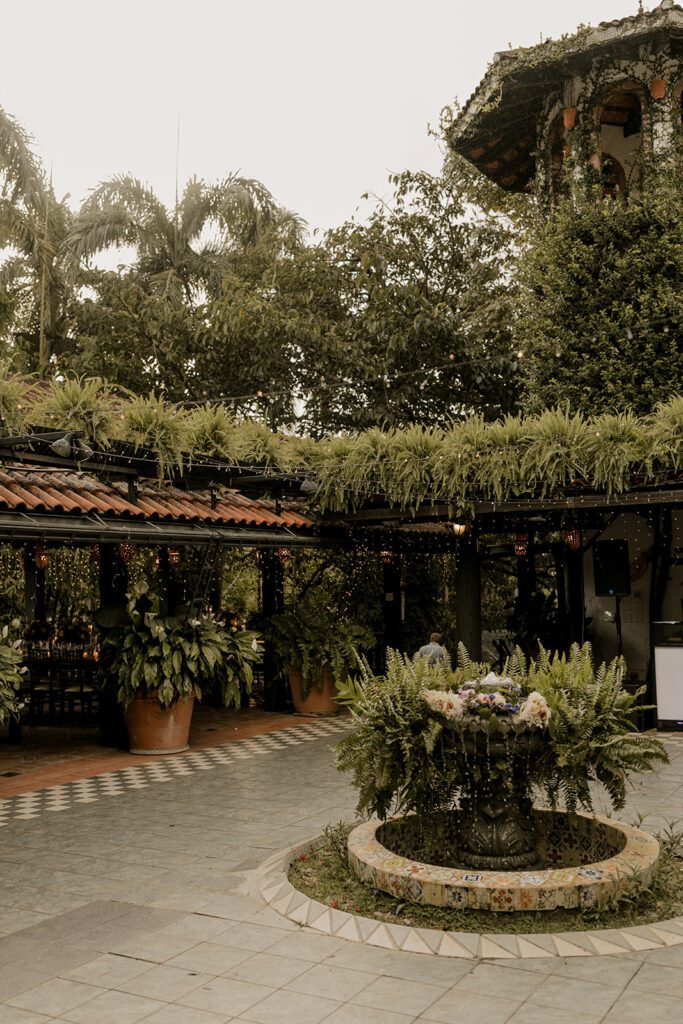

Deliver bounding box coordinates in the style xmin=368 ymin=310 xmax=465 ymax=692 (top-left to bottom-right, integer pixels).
xmin=67 ymin=173 xmax=305 ymax=306
xmin=1 ymin=103 xmax=75 ymax=371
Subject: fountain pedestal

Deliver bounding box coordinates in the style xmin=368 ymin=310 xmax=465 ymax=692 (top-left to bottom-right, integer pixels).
xmin=456 ymin=731 xmax=543 ymax=870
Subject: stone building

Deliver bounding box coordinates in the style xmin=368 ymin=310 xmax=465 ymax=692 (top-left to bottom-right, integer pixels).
xmin=449 ymin=0 xmax=683 ymax=204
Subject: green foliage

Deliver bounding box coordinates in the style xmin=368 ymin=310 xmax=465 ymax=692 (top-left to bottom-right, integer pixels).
xmin=270 ymin=599 xmax=374 ymax=702
xmin=210 ymin=626 xmax=262 ymax=710
xmin=0 ymin=620 xmax=24 ymax=723
xmin=0 ymin=364 xmax=31 ymax=435
xmin=186 ymin=404 xmax=238 ymax=460
xmin=105 ymin=580 xmax=254 ymax=710
xmin=0 ymin=369 xmax=680 ymax=509
xmin=121 ymin=394 xmax=189 ymax=474
xmin=337 ymin=644 xmax=667 ymax=821
xmin=517 ymin=176 xmax=683 ymax=416
xmin=527 ymin=644 xmax=668 ymax=812
xmin=30 ymin=374 xmax=122 ymax=446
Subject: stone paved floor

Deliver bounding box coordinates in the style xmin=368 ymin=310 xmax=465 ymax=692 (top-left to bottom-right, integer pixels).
xmin=0 ymin=729 xmax=682 ymax=1023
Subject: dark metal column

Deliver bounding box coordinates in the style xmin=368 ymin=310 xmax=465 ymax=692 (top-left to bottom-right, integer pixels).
xmin=454 ymin=533 xmax=482 ymax=660
xmin=261 ymin=550 xmax=286 ymax=711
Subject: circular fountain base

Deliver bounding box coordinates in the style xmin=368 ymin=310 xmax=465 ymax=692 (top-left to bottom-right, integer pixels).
xmin=348 ymin=810 xmax=659 ymax=912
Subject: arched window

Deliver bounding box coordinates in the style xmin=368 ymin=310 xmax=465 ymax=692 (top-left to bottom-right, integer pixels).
xmin=601 ymin=154 xmax=627 ymax=197
xmin=596 ymin=86 xmax=647 ymax=194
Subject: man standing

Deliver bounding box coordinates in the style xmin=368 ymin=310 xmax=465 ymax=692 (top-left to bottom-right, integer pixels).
xmin=416 ymin=632 xmax=449 ymax=666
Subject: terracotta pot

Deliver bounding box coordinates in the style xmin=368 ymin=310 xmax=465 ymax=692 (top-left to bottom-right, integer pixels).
xmin=124 ymin=693 xmax=195 ymax=754
xmin=650 ymin=79 xmax=666 ymax=101
xmin=562 ymin=106 xmax=578 ymax=130
xmin=288 ymin=665 xmax=339 ymax=716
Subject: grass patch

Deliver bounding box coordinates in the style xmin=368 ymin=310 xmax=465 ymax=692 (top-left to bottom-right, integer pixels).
xmin=288 ymin=820 xmax=683 ymax=934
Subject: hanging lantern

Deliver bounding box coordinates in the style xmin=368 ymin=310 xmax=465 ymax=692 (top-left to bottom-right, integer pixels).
xmin=275 ymin=547 xmax=291 ymax=566
xmin=514 ymin=534 xmax=529 ymax=558
xmin=118 ymin=542 xmax=136 ymax=565
xmin=564 ymin=526 xmax=582 ymax=552
xmin=450 ymin=522 xmax=471 ymax=537
xmin=35 ymin=544 xmax=50 ymax=569
xmin=90 ymin=543 xmax=100 ymax=566
xmin=252 ymin=549 xmax=264 ymax=567
xmin=167 ymin=547 xmax=181 ymax=568
xmin=380 ymin=550 xmax=394 ymax=565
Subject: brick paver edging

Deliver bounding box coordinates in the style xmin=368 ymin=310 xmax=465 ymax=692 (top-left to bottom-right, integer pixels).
xmin=255 ymin=835 xmax=683 ymax=960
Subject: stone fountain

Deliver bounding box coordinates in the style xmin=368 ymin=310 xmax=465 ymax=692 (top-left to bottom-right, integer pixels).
xmin=347 ymin=673 xmax=660 ymax=912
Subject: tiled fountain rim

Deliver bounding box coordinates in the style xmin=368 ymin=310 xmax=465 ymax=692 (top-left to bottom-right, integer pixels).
xmin=255 ymin=830 xmax=683 ymax=960
xmin=349 ymin=811 xmax=659 ymax=913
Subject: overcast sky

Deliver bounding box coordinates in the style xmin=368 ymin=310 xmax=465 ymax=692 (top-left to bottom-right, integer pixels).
xmin=2 ymin=0 xmax=638 ymax=234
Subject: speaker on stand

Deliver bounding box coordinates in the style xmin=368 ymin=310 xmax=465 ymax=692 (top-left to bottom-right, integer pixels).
xmin=593 ymin=540 xmax=631 ymax=657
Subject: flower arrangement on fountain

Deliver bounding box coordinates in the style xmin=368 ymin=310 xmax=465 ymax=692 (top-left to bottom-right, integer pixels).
xmin=421 ymin=673 xmax=551 ymax=735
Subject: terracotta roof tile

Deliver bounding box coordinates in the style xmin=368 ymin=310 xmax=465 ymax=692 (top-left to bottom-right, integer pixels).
xmin=0 ymin=467 xmax=313 ymax=532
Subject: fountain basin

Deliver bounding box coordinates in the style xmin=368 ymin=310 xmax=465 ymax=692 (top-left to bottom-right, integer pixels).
xmin=348 ymin=810 xmax=659 ymax=912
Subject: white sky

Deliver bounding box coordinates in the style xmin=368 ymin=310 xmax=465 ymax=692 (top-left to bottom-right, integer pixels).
xmin=2 ymin=0 xmax=638 ymax=234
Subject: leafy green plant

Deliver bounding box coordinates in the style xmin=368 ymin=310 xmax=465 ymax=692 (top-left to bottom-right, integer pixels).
xmin=105 ymin=580 xmax=242 ymax=710
xmin=210 ymin=625 xmax=262 ymax=709
xmin=0 ymin=364 xmax=32 ymax=436
xmin=0 ymin=621 xmax=24 ymax=723
xmin=526 ymin=644 xmax=668 ymax=811
xmin=337 ymin=643 xmax=666 ymax=821
xmin=29 ymin=375 xmax=122 ymax=447
xmin=121 ymin=394 xmax=189 ymax=475
xmin=186 ymin=404 xmax=238 ymax=460
xmin=270 ymin=598 xmax=374 ymax=702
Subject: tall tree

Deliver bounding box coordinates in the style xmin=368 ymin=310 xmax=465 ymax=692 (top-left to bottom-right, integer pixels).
xmin=193 ymin=161 xmax=523 ymax=433
xmin=517 ymin=173 xmax=683 ymax=416
xmin=67 ymin=174 xmax=304 ymax=307
xmin=0 ymin=104 xmax=71 ymax=371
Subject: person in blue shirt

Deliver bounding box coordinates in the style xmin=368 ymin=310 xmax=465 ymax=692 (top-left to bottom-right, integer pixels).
xmin=416 ymin=632 xmax=449 ymax=666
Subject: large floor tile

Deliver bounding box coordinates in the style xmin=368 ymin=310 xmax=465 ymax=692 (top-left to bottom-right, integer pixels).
xmin=239 ymin=988 xmax=341 ymax=1024
xmin=352 ymin=976 xmax=448 ymax=1018
xmin=176 ymin=977 xmax=275 ymax=1016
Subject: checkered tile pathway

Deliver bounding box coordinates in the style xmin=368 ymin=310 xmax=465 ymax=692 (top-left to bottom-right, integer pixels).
xmin=0 ymin=719 xmax=348 ymax=827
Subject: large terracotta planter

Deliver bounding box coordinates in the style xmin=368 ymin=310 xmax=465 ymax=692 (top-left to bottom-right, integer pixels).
xmin=124 ymin=694 xmax=195 ymax=754
xmin=288 ymin=665 xmax=339 ymax=716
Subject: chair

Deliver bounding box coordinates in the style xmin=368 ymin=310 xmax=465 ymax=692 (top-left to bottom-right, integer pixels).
xmin=25 ymin=645 xmax=61 ymax=721
xmin=56 ymin=647 xmax=98 ymax=726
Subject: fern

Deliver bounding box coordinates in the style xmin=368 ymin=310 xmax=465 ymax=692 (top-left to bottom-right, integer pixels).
xmin=337 ymin=643 xmax=667 ymax=822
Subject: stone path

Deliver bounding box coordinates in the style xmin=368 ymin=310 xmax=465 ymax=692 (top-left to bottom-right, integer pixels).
xmin=0 ymin=725 xmax=682 ymax=1023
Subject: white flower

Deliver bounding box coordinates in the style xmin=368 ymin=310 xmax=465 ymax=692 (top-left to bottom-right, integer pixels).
xmin=421 ymin=689 xmax=465 ymax=721
xmin=516 ymin=691 xmax=551 ymax=728
xmin=491 ymin=692 xmax=508 ymax=709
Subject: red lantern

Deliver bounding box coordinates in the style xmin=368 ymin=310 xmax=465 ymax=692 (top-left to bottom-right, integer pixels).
xmin=514 ymin=534 xmax=529 ymax=558
xmin=564 ymin=527 xmax=582 ymax=552
xmin=118 ymin=542 xmax=136 ymax=564
xmin=35 ymin=544 xmax=50 ymax=569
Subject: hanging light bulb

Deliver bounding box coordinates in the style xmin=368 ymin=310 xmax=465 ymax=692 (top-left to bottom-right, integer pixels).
xmin=450 ymin=522 xmax=471 ymax=537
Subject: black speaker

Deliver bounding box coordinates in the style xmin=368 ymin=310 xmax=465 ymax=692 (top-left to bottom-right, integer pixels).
xmin=593 ymin=539 xmax=631 ymax=597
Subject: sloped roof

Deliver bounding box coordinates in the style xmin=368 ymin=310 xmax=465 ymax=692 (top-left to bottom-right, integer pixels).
xmin=0 ymin=466 xmax=312 ymax=536
xmin=449 ymin=1 xmax=683 ymax=191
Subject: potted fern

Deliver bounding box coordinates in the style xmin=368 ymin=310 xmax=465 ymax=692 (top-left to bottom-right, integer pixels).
xmin=104 ymin=581 xmax=260 ymax=753
xmin=270 ymin=597 xmax=374 ymax=716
